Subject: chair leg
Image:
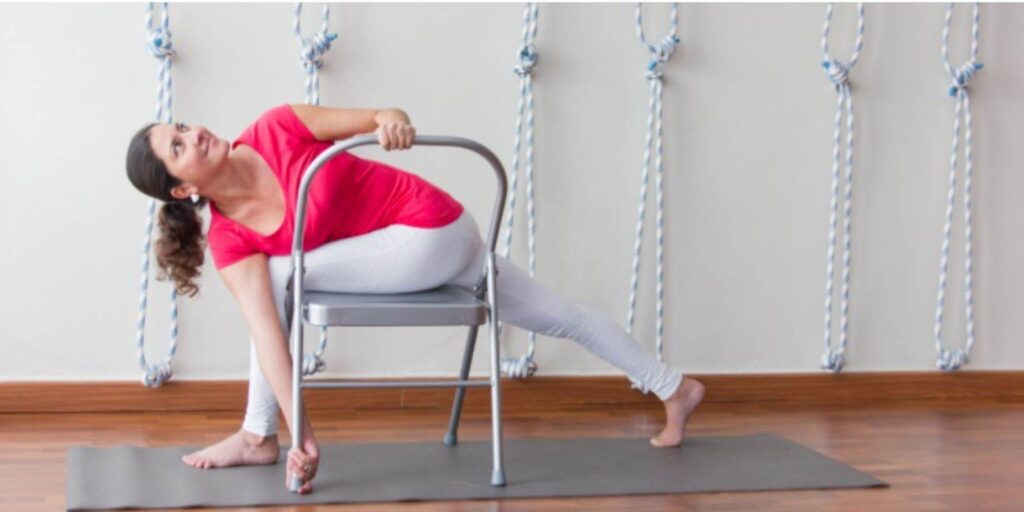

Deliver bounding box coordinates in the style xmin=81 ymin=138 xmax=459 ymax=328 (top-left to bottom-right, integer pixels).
xmin=286 ymin=272 xmax=305 ymax=493
xmin=444 ymin=325 xmax=479 ymax=446
xmin=485 ymin=256 xmax=507 ymax=487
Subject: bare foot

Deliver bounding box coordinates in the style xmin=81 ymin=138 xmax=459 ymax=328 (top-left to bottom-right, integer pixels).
xmin=181 ymin=430 xmax=280 ymax=469
xmin=650 ymin=377 xmax=705 ymax=448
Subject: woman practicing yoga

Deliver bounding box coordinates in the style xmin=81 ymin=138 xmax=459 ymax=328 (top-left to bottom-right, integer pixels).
xmin=125 ymin=104 xmax=705 ymax=494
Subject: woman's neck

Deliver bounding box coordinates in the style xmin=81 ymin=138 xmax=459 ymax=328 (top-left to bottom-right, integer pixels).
xmin=207 ymin=146 xmax=267 ymax=215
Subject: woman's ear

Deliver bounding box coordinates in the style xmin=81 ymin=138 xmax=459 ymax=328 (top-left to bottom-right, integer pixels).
xmin=169 ymin=184 xmax=195 ymax=202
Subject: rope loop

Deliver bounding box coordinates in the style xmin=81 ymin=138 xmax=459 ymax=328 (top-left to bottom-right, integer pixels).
xmin=934 ymin=2 xmax=981 ymax=372
xmin=628 ymin=3 xmax=678 ymax=392
xmin=141 ymin=362 xmax=173 ymax=388
xmin=636 ymin=3 xmax=680 ymax=81
xmin=499 ymin=2 xmax=542 ymax=379
xmin=818 ymin=3 xmax=863 ymax=373
xmin=144 ymin=3 xmax=175 ymax=59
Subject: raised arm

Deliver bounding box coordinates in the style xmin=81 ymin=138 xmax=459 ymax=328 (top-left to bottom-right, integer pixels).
xmin=218 ymin=253 xmax=318 ymax=491
xmin=289 ymin=104 xmax=414 ymax=150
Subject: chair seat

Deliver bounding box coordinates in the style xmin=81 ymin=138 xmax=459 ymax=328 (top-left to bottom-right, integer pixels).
xmin=303 ymin=285 xmax=487 ymax=327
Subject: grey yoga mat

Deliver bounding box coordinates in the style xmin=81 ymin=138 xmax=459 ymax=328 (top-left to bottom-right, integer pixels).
xmin=66 ymin=433 xmax=886 ymax=510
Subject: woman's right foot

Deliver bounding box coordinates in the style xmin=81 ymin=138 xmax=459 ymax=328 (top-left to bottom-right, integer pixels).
xmin=182 ymin=430 xmax=280 ymax=469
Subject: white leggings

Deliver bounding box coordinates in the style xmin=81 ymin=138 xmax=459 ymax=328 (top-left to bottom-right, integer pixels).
xmin=242 ymin=210 xmax=683 ymax=436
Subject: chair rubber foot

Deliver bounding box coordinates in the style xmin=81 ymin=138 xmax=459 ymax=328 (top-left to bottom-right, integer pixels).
xmin=491 ymin=469 xmax=507 ymax=487
xmin=443 ymin=432 xmax=458 ymax=446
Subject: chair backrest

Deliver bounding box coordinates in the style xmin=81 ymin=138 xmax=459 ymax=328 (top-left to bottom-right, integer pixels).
xmin=290 ymin=134 xmax=509 ymax=296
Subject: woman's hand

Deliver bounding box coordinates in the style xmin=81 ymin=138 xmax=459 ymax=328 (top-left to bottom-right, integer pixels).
xmin=374 ymin=109 xmax=416 ymax=151
xmin=286 ymin=436 xmax=320 ymax=494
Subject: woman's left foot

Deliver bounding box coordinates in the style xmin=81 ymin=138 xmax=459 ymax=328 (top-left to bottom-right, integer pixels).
xmin=650 ymin=377 xmax=705 ymax=448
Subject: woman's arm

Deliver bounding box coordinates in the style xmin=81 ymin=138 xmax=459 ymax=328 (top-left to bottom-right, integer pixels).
xmin=290 ymin=104 xmax=407 ymax=141
xmin=218 ymin=253 xmax=319 ymax=490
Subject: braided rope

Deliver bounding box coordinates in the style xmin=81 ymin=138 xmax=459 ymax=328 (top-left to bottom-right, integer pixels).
xmin=935 ymin=2 xmax=982 ymax=371
xmin=819 ymin=3 xmax=864 ymax=373
xmin=292 ymin=3 xmax=337 ymax=376
xmin=135 ymin=2 xmax=178 ymax=388
xmin=627 ymin=3 xmax=679 ymax=394
xmin=498 ymin=2 xmax=540 ymax=379
xmin=293 ymin=2 xmax=337 ymax=106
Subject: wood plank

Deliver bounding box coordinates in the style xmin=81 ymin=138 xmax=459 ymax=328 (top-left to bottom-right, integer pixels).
xmin=3 ymin=371 xmax=1023 ymax=414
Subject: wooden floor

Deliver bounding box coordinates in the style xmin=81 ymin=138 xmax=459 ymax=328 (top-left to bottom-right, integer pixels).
xmin=4 ymin=401 xmax=1023 ymax=511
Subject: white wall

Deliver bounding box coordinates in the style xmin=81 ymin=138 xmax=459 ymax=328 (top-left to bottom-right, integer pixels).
xmin=1 ymin=3 xmax=1022 ymax=382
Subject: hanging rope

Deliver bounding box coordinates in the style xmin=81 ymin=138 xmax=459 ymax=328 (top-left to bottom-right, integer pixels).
xmin=934 ymin=2 xmax=983 ymax=371
xmin=497 ymin=2 xmax=540 ymax=379
xmin=291 ymin=3 xmax=338 ymax=375
xmin=293 ymin=2 xmax=337 ymax=106
xmin=135 ymin=2 xmax=178 ymax=388
xmin=627 ymin=3 xmax=679 ymax=393
xmin=294 ymin=3 xmax=338 ymax=375
xmin=818 ymin=3 xmax=864 ymax=373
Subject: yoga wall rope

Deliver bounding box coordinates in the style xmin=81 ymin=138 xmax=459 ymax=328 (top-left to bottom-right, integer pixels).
xmin=294 ymin=2 xmax=337 ymax=106
xmin=627 ymin=3 xmax=679 ymax=393
xmin=934 ymin=2 xmax=983 ymax=371
xmin=819 ymin=2 xmax=864 ymax=373
xmin=135 ymin=2 xmax=178 ymax=388
xmin=292 ymin=2 xmax=338 ymax=376
xmin=498 ymin=2 xmax=540 ymax=379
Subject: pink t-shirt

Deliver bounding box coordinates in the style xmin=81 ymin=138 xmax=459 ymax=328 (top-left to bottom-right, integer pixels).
xmin=207 ymin=104 xmax=464 ymax=270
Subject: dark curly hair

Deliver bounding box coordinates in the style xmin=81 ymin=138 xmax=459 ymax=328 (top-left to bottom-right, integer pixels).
xmin=125 ymin=123 xmax=209 ymax=298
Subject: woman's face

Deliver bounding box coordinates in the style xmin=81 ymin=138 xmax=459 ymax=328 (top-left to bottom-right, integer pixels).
xmin=147 ymin=122 xmax=229 ymax=200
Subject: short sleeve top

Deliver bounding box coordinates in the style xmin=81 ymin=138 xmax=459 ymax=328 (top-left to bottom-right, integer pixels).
xmin=206 ymin=104 xmax=464 ymax=270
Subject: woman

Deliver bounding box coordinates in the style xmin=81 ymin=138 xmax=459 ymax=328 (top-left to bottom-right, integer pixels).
xmin=124 ymin=104 xmax=705 ymax=494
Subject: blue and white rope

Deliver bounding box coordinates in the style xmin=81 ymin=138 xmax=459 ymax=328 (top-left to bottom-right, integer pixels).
xmin=819 ymin=3 xmax=864 ymax=373
xmin=136 ymin=2 xmax=178 ymax=388
xmin=627 ymin=3 xmax=679 ymax=394
xmin=934 ymin=2 xmax=982 ymax=372
xmin=498 ymin=3 xmax=540 ymax=379
xmin=292 ymin=3 xmax=337 ymax=376
xmin=293 ymin=2 xmax=337 ymax=106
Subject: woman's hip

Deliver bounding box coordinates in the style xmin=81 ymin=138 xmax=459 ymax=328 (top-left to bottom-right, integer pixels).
xmin=268 ymin=210 xmax=485 ymax=295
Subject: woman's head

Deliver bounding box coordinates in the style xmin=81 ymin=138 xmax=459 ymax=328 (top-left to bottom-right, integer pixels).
xmin=126 ymin=122 xmax=227 ymax=298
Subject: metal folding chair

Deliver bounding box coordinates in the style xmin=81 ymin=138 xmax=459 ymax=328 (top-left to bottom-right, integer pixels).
xmin=284 ymin=134 xmax=509 ymax=493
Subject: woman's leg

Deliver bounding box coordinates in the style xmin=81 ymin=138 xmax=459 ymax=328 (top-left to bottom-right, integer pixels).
xmin=242 ymin=213 xmax=481 ymax=437
xmin=444 ymin=214 xmax=683 ymax=401
xmin=443 ymin=213 xmax=703 ymax=446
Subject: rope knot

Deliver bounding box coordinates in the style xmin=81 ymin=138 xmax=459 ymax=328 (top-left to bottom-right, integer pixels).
xmin=652 ymin=34 xmax=681 ymax=63
xmin=501 ymin=355 xmax=538 ymax=379
xmin=141 ymin=362 xmax=173 ymax=388
xmin=514 ymin=45 xmax=539 ymax=76
xmin=298 ymin=31 xmax=338 ymax=73
xmin=145 ymin=27 xmax=175 ymax=59
xmin=302 ymin=353 xmax=327 ymax=376
xmin=948 ymin=61 xmax=983 ymax=96
xmin=820 ymin=350 xmax=845 ymax=373
xmin=937 ymin=348 xmax=968 ymax=371
xmin=822 ymin=59 xmax=850 ymax=89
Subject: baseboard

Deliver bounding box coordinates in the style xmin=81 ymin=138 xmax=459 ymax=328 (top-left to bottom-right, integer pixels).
xmin=2 ymin=372 xmax=1022 ymax=414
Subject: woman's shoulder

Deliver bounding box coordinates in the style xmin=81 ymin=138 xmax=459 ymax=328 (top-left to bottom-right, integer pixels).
xmin=241 ymin=104 xmax=318 ymax=145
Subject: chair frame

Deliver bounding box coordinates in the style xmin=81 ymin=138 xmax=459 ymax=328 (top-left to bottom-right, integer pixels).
xmin=285 ymin=134 xmax=509 ymax=493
